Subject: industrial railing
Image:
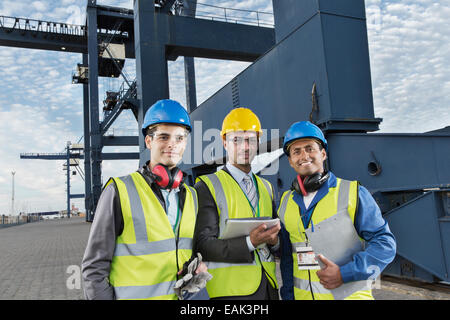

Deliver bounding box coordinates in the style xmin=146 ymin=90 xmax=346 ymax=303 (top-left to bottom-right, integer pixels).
xmin=0 ymin=214 xmax=41 ymax=229
xmin=0 ymin=15 xmax=129 ymax=39
xmin=20 ymin=152 xmax=66 ymax=158
xmin=1 ymin=2 xmax=274 ymax=39
xmin=172 ymin=0 xmax=274 ymax=27
xmin=0 ymin=15 xmax=86 ymax=36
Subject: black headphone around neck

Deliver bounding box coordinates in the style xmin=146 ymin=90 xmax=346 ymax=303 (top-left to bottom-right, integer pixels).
xmin=291 ymin=171 xmax=330 ymax=196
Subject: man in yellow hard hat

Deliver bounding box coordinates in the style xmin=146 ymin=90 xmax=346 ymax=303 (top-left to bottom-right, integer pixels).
xmin=193 ymin=107 xmax=281 ymax=300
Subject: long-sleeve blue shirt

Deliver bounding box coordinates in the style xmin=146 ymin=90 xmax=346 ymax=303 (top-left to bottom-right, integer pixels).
xmin=279 ymin=172 xmax=396 ymax=300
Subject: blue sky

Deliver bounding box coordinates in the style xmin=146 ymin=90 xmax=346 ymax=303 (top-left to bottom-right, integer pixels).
xmin=0 ymin=0 xmax=449 ymax=214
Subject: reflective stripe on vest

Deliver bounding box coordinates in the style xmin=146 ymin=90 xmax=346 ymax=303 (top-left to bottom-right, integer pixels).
xmin=197 ymin=170 xmax=278 ymax=298
xmin=113 ymin=281 xmax=177 ymax=300
xmin=278 ymin=178 xmax=373 ymax=300
xmin=108 ymin=172 xmax=197 ymax=300
xmin=114 ymin=237 xmax=193 ymax=256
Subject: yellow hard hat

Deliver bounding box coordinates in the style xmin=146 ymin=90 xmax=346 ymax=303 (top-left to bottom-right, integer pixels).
xmin=220 ymin=107 xmax=262 ymax=138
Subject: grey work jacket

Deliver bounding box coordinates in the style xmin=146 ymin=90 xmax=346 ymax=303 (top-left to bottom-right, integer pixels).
xmin=81 ymin=165 xmax=188 ymax=300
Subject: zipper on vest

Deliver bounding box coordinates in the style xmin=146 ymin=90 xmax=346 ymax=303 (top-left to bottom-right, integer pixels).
xmin=175 ymin=197 xmax=182 ymax=281
xmin=175 ymin=235 xmax=180 ymax=281
xmin=303 ymin=233 xmax=315 ymax=300
xmin=255 ymin=249 xmax=277 ymax=291
xmin=308 ymin=270 xmax=315 ymax=300
xmin=175 ymin=213 xmax=182 ymax=280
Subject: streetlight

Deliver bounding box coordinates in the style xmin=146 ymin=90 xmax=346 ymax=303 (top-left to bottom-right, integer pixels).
xmin=11 ymin=171 xmax=16 ymax=216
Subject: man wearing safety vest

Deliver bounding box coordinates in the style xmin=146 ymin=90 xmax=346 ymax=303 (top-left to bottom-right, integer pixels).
xmin=278 ymin=121 xmax=396 ymax=300
xmin=82 ymin=99 xmax=206 ymax=300
xmin=193 ymin=107 xmax=281 ymax=300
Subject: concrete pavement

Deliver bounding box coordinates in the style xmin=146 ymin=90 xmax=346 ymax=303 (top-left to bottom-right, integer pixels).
xmin=0 ymin=217 xmax=89 ymax=300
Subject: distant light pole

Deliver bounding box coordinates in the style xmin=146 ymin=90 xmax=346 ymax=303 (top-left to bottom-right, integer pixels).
xmin=11 ymin=171 xmax=16 ymax=216
xmin=66 ymin=141 xmax=71 ymax=219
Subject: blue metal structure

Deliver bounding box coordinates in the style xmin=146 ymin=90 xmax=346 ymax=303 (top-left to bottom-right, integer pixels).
xmin=1 ymin=0 xmax=449 ymax=283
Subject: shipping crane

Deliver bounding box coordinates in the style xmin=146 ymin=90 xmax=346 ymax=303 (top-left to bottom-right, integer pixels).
xmin=20 ymin=142 xmax=85 ymax=218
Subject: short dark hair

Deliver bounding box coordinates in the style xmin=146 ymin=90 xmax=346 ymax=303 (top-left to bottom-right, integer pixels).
xmin=317 ymin=140 xmax=325 ymax=151
xmin=146 ymin=124 xmax=189 ymax=137
xmin=146 ymin=125 xmax=158 ymax=137
xmin=287 ymin=138 xmax=324 ymax=157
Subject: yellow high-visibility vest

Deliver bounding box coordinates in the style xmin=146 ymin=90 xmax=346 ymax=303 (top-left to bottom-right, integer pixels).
xmin=278 ymin=178 xmax=374 ymax=300
xmin=197 ymin=170 xmax=278 ymax=298
xmin=107 ymin=172 xmax=198 ymax=300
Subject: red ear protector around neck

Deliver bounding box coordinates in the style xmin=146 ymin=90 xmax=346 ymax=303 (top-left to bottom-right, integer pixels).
xmin=151 ymin=164 xmax=184 ymax=189
xmin=291 ymin=171 xmax=330 ymax=196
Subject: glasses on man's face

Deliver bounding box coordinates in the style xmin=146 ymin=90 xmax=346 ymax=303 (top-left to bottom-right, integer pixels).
xmin=290 ymin=145 xmax=320 ymax=156
xmin=151 ymin=132 xmax=187 ymax=144
xmin=227 ymin=136 xmax=259 ymax=146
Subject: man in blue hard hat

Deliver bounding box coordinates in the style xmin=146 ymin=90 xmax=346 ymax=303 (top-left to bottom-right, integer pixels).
xmin=277 ymin=121 xmax=396 ymax=300
xmin=82 ymin=99 xmax=207 ymax=300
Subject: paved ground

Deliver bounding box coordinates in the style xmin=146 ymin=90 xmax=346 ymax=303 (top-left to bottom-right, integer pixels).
xmin=373 ymin=280 xmax=450 ymax=300
xmin=0 ymin=217 xmax=89 ymax=300
xmin=0 ymin=217 xmax=449 ymax=300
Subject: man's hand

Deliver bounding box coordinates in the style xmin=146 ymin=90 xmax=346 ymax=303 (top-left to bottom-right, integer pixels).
xmin=316 ymin=254 xmax=343 ymax=289
xmin=194 ymin=262 xmax=207 ymax=275
xmin=249 ymin=222 xmax=281 ymax=247
xmin=177 ymin=257 xmax=208 ymax=275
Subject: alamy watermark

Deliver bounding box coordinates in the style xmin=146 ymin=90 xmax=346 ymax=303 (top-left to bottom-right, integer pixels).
xmin=174 ymin=121 xmax=282 ymax=175
xmin=367 ymin=265 xmax=382 ymax=290
xmin=66 ymin=265 xmax=81 ymax=290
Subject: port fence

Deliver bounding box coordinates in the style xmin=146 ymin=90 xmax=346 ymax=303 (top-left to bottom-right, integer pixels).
xmin=0 ymin=214 xmax=41 ymax=229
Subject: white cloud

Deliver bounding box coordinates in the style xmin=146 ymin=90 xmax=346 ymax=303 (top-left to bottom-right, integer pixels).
xmin=367 ymin=0 xmax=450 ymax=132
xmin=0 ymin=1 xmax=26 ymax=17
xmin=32 ymin=1 xmax=47 ymax=12
xmin=48 ymin=69 xmax=60 ymax=78
xmin=0 ymin=46 xmax=83 ymax=213
xmin=98 ymin=0 xmax=132 ymax=9
xmin=0 ymin=102 xmax=78 ymax=214
xmin=62 ymin=0 xmax=77 ymax=5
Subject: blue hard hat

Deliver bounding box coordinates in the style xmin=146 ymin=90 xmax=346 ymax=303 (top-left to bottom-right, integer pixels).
xmin=141 ymin=99 xmax=192 ymax=136
xmin=283 ymin=121 xmax=328 ymax=155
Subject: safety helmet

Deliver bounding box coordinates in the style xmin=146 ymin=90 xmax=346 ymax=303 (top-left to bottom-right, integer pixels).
xmin=220 ymin=107 xmax=262 ymax=139
xmin=141 ymin=99 xmax=192 ymax=137
xmin=283 ymin=121 xmax=328 ymax=155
